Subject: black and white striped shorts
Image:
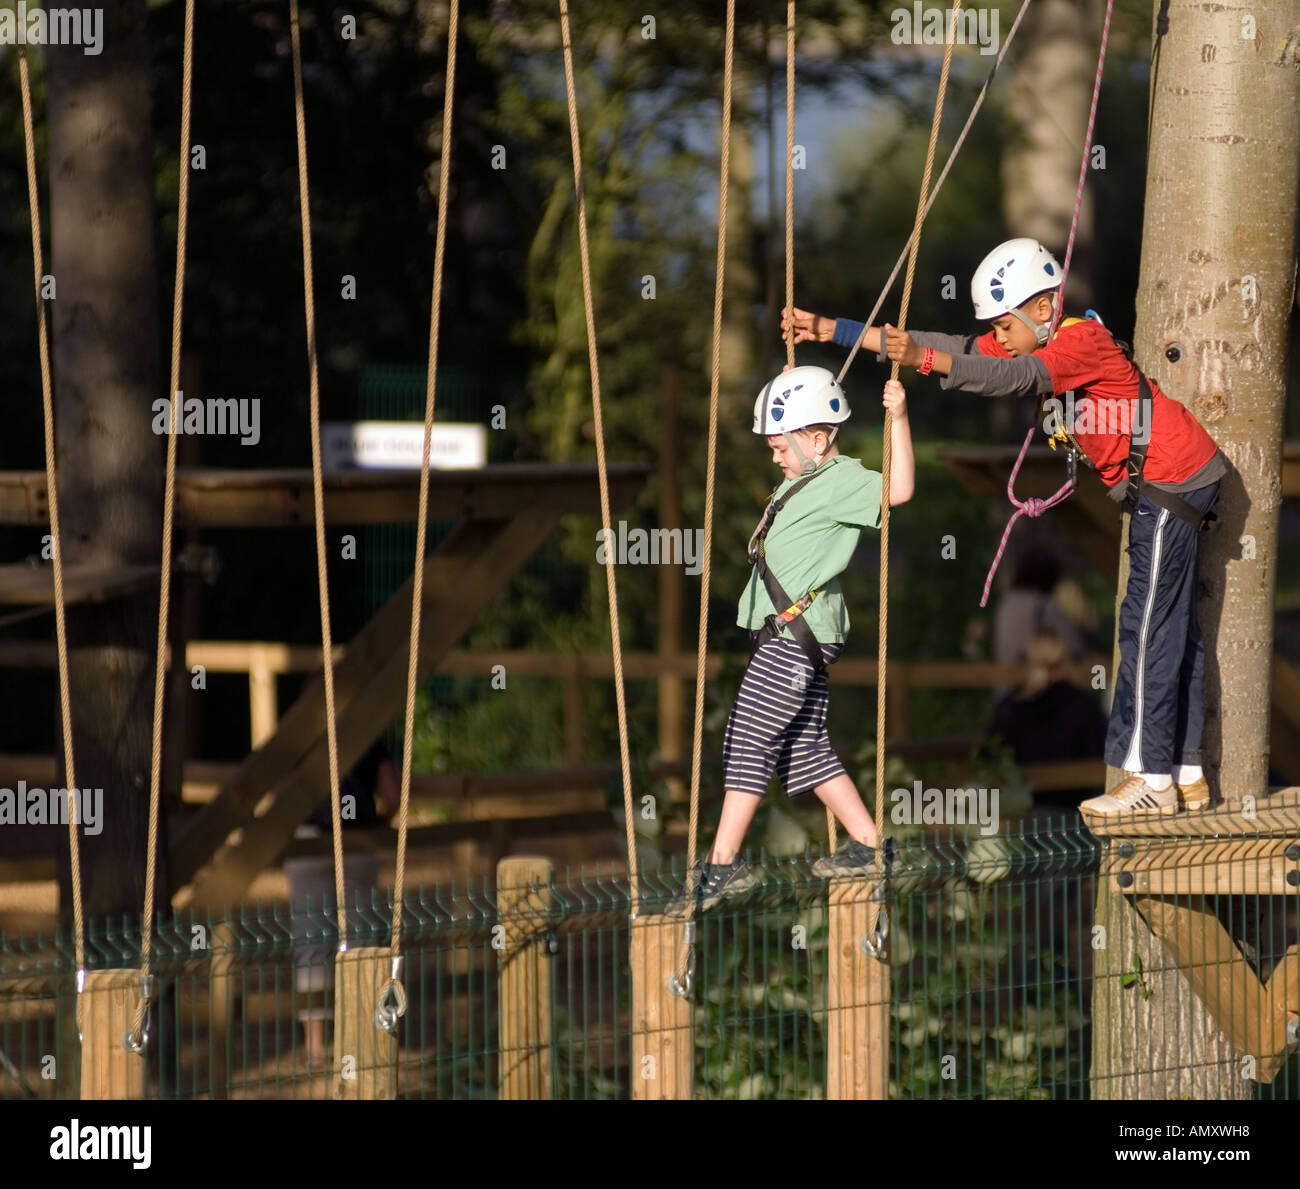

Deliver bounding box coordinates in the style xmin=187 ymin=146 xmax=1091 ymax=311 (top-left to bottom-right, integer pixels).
xmin=722 ymin=633 xmax=847 ymax=797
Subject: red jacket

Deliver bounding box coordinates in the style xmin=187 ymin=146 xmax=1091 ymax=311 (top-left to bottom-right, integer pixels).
xmin=977 ymin=318 xmax=1218 ymax=487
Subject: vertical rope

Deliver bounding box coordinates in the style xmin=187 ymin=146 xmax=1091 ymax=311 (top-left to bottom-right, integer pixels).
xmin=131 ymin=0 xmax=196 ymax=1047
xmin=385 ymin=0 xmax=459 ymax=1018
xmin=557 ymin=0 xmax=639 ymax=916
xmin=1049 ymin=0 xmax=1113 ymax=338
xmin=18 ymin=46 xmax=84 ymax=1018
xmin=783 ymin=0 xmax=795 ymax=376
xmin=290 ymin=0 xmax=348 ymax=946
xmin=675 ymin=0 xmax=734 ymax=983
xmin=874 ymin=5 xmax=962 ymax=849
xmin=777 ymin=2 xmax=833 ymax=853
xmin=835 ymin=0 xmax=1032 ymax=385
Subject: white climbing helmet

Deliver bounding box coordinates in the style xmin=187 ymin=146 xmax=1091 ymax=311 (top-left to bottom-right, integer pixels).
xmin=971 ymin=237 xmax=1064 ymax=344
xmin=752 ymin=365 xmax=850 ymax=435
xmin=752 ymin=365 xmax=850 ymax=474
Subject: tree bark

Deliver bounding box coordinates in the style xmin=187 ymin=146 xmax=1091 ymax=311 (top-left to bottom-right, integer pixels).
xmin=47 ymin=1 xmax=167 ymax=932
xmin=1092 ymin=0 xmax=1300 ymax=1100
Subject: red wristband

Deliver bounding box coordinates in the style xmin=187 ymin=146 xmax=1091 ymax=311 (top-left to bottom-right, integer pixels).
xmin=919 ymin=346 xmax=936 ymax=375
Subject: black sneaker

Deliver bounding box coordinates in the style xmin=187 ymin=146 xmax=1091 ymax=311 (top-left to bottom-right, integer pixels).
xmin=812 ymin=838 xmax=892 ymax=878
xmin=665 ymin=857 xmax=760 ymax=917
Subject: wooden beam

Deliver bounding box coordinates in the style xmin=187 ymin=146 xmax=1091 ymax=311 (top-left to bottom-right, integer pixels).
xmin=171 ymin=517 xmax=525 ymax=889
xmin=0 ymin=563 xmax=159 ymax=605
xmin=1113 ymin=838 xmax=1300 ymax=896
xmin=0 ymin=463 xmax=651 ymax=528
xmin=179 ymin=513 xmax=561 ymax=909
xmin=1136 ymin=896 xmax=1294 ymax=1084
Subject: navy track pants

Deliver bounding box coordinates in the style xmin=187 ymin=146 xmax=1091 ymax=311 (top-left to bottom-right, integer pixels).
xmin=1105 ymin=482 xmax=1219 ymax=773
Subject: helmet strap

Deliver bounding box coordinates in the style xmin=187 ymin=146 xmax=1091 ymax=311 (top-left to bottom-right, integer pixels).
xmin=1010 ymin=305 xmax=1051 ymax=346
xmin=783 ymin=426 xmax=836 ymax=475
xmin=783 ymin=431 xmax=817 ymax=475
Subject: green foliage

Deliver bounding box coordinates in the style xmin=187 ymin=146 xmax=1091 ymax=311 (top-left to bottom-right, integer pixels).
xmin=1119 ymin=952 xmax=1150 ymax=1000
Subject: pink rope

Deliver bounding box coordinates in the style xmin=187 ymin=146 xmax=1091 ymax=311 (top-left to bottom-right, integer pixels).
xmin=982 ymin=0 xmax=1113 ymax=605
xmin=1050 ymin=0 xmax=1113 ymax=337
xmin=979 ymin=427 xmax=1075 ymax=608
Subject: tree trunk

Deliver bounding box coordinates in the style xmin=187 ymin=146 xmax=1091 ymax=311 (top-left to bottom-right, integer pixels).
xmin=1092 ymin=0 xmax=1299 ymax=1100
xmin=48 ymin=0 xmax=166 ymax=934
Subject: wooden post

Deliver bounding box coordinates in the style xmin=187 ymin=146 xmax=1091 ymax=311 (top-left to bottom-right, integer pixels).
xmin=497 ymin=857 xmax=553 ymax=1099
xmin=332 ymin=947 xmax=397 ymax=1100
xmin=80 ymin=970 xmax=145 ymax=1099
xmin=207 ymin=923 xmax=235 ymax=1099
xmin=629 ymin=915 xmax=693 ymax=1099
xmin=658 ymin=366 xmax=685 ymax=806
xmin=248 ymin=646 xmax=278 ymax=749
xmin=826 ymin=877 xmax=889 ymax=1099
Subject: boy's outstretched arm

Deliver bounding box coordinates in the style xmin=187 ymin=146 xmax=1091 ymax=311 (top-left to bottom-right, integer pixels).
xmin=782 ymin=306 xmax=882 ymax=355
xmin=884 ymin=325 xmax=1048 ymax=398
xmin=882 ymin=379 xmax=914 ymax=506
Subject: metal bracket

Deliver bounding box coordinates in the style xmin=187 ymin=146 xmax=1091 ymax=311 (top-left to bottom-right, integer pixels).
xmin=123 ymin=973 xmax=156 ymax=1055
xmin=374 ymin=958 xmax=408 ymax=1033
xmin=860 ymin=904 xmax=890 ymax=962
xmin=668 ymin=921 xmax=696 ymax=998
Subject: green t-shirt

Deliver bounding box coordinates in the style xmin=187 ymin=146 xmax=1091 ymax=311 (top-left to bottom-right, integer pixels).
xmin=737 ymin=455 xmax=883 ymax=645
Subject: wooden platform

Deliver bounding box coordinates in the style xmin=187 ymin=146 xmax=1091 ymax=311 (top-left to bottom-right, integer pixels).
xmin=1086 ymin=786 xmax=1300 ymax=895
xmin=0 ymin=562 xmax=160 ymax=605
xmin=1085 ymin=786 xmax=1300 ymax=1083
xmin=0 ymin=463 xmax=651 ymax=528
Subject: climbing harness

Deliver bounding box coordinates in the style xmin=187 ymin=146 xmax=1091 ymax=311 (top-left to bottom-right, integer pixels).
xmin=1042 ymin=314 xmax=1219 ymax=530
xmin=745 ymin=466 xmax=835 ymax=672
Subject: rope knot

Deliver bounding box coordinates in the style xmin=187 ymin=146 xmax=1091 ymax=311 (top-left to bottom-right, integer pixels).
xmin=1020 ymin=497 xmax=1050 ymax=518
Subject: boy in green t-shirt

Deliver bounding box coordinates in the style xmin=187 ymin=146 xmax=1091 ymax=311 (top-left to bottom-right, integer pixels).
xmin=669 ymin=366 xmax=914 ymax=916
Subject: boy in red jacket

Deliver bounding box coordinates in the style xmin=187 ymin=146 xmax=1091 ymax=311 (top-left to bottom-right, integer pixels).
xmin=785 ymin=237 xmax=1225 ymax=818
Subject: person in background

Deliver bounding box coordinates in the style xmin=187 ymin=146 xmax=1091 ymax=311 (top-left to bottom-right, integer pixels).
xmin=993 ymin=545 xmax=1085 ymax=700
xmin=284 ymin=738 xmax=401 ymax=1067
xmin=987 ymin=632 xmax=1107 ymax=810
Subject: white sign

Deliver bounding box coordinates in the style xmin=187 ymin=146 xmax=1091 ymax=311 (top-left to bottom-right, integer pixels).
xmin=322 ymin=421 xmax=486 ymax=470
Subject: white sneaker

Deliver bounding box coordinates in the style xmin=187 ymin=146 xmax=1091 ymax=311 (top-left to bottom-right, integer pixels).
xmin=1080 ymin=775 xmax=1178 ymax=819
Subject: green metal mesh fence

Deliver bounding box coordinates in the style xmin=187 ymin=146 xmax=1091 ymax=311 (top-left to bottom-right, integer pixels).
xmin=1 ymin=817 xmax=1297 ymax=1100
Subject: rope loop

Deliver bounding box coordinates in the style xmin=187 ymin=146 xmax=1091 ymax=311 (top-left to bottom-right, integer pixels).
xmin=374 ymin=978 xmax=408 ymax=1033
